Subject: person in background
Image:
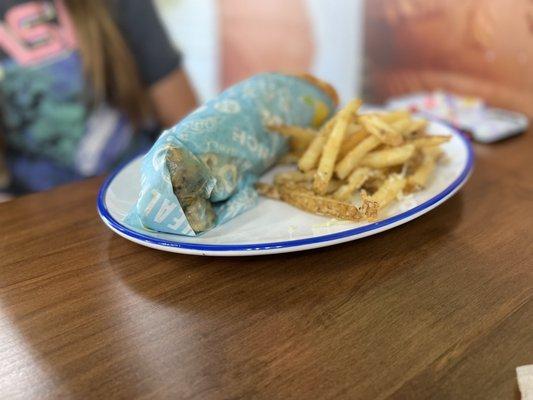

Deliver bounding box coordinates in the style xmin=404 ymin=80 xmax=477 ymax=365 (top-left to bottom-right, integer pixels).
xmin=0 ymin=0 xmax=198 ymax=197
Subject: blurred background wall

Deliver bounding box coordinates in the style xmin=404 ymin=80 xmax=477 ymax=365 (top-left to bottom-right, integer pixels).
xmin=364 ymin=0 xmax=533 ymax=116
xmin=155 ymin=0 xmax=363 ymax=104
xmin=155 ymin=0 xmax=533 ymax=115
xmin=155 ymin=0 xmax=220 ymax=101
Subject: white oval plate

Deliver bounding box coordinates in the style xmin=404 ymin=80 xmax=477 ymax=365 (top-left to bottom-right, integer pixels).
xmin=97 ymin=121 xmax=473 ymax=256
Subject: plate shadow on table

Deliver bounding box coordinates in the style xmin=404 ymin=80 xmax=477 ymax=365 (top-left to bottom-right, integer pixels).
xmin=96 ymin=191 xmax=512 ymax=399
xmin=2 ymin=189 xmax=525 ymax=399
xmin=99 ymin=190 xmax=528 ymax=400
xmin=105 ymin=192 xmax=466 ymax=315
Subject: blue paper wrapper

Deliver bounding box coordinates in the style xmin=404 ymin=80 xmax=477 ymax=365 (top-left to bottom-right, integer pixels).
xmin=126 ymin=73 xmax=336 ymax=236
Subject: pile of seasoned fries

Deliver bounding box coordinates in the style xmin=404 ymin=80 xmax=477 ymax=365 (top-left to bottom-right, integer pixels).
xmin=257 ymin=100 xmax=451 ymax=222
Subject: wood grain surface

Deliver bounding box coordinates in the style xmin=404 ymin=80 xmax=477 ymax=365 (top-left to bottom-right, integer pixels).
xmin=0 ymin=132 xmax=532 ymax=400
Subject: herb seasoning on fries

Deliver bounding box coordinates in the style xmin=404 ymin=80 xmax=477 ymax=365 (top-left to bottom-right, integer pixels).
xmin=261 ymin=102 xmax=451 ymax=222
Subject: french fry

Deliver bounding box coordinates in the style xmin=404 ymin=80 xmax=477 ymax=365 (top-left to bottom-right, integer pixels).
xmin=360 ymin=115 xmax=403 ymax=146
xmin=411 ymin=135 xmax=451 ymax=148
xmin=314 ymin=99 xmax=362 ymax=194
xmin=360 ymin=144 xmax=415 ymax=169
xmin=255 ymin=182 xmax=280 ymax=199
xmin=276 ymin=175 xmax=341 ymax=194
xmin=347 ymin=122 xmax=362 ymax=133
xmin=298 ymin=117 xmax=336 ymax=171
xmin=325 ymin=179 xmax=343 ymax=194
xmin=406 ymin=118 xmax=428 ymax=136
xmin=273 ymin=170 xmax=315 ymax=185
xmin=333 ymin=167 xmax=371 ymax=201
xmin=259 ymin=96 xmax=448 ymax=223
xmin=339 ymin=129 xmax=368 ymax=159
xmin=391 ymin=119 xmax=412 ymax=137
xmin=406 ymin=150 xmax=437 ymax=192
xmin=403 ymin=150 xmax=424 ymax=175
xmin=424 ymin=146 xmax=444 ymax=159
xmin=268 ymin=125 xmax=317 ymax=155
xmin=380 ymin=110 xmax=411 ymax=123
xmin=368 ymin=174 xmax=406 ymax=208
xmin=335 ymin=135 xmax=381 ymax=179
xmin=277 ymin=183 xmax=377 ymax=221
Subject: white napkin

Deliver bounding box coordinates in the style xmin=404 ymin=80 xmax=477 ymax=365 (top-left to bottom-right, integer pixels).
xmin=517 ymin=365 xmax=533 ymax=399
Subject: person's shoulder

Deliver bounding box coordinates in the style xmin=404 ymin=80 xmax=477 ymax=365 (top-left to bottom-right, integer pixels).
xmin=111 ymin=0 xmax=182 ymax=87
xmin=111 ymin=0 xmax=157 ymax=18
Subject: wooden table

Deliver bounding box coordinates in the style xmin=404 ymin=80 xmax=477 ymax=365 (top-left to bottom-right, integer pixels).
xmin=1 ymin=133 xmax=532 ymax=400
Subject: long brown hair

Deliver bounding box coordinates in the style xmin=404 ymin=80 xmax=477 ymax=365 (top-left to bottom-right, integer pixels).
xmin=63 ymin=0 xmax=150 ymax=125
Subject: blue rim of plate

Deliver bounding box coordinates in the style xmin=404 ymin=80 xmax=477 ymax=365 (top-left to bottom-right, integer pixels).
xmin=97 ymin=126 xmax=474 ymax=252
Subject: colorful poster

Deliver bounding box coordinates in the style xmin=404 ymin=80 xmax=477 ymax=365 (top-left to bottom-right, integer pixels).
xmin=364 ymin=0 xmax=533 ymax=116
